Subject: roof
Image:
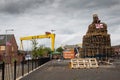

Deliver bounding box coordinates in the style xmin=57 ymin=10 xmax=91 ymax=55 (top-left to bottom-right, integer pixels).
xmin=112 ymin=45 xmax=120 ymax=48
xmin=52 ymin=51 xmax=61 ymax=55
xmin=0 ymin=34 xmax=14 ymax=45
xmin=64 ymin=45 xmax=76 ymax=49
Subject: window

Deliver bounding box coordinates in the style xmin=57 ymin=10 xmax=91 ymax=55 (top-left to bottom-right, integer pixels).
xmin=0 ymin=36 xmax=5 ymax=40
xmin=12 ymin=47 xmax=14 ymax=51
xmin=0 ymin=46 xmax=5 ymax=50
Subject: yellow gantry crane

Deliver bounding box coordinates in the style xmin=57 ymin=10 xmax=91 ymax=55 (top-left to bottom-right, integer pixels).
xmin=20 ymin=32 xmax=55 ymax=51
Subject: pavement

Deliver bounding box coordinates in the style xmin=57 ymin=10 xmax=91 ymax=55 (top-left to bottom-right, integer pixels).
xmin=20 ymin=59 xmax=120 ymax=80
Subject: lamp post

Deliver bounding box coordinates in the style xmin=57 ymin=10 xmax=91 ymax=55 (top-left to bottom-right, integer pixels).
xmin=51 ymin=30 xmax=56 ymax=33
xmin=5 ymin=29 xmax=14 ymax=55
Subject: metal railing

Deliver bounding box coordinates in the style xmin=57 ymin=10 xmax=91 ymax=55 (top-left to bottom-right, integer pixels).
xmin=0 ymin=57 xmax=50 ymax=80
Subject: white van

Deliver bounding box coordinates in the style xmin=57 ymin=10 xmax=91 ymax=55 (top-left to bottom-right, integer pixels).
xmin=25 ymin=54 xmax=32 ymax=60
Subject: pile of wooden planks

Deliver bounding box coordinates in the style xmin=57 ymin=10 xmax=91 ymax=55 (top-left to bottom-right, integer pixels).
xmin=82 ymin=14 xmax=113 ymax=58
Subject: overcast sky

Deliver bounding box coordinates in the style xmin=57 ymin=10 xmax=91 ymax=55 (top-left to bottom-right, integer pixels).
xmin=0 ymin=0 xmax=120 ymax=50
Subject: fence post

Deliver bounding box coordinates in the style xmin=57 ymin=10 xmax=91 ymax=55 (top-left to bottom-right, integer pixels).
xmin=28 ymin=60 xmax=29 ymax=73
xmin=2 ymin=62 xmax=5 ymax=80
xmin=35 ymin=59 xmax=37 ymax=68
xmin=32 ymin=59 xmax=33 ymax=70
xmin=21 ymin=60 xmax=24 ymax=76
xmin=14 ymin=60 xmax=17 ymax=80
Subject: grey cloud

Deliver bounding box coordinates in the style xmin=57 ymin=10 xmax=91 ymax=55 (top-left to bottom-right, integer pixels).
xmin=85 ymin=0 xmax=120 ymax=9
xmin=1 ymin=0 xmax=120 ymax=16
xmin=106 ymin=16 xmax=120 ymax=33
xmin=0 ymin=0 xmax=54 ymax=14
xmin=59 ymin=0 xmax=120 ymax=11
xmin=58 ymin=29 xmax=74 ymax=34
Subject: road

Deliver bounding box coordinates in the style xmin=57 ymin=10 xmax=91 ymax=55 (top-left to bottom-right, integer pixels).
xmin=20 ymin=59 xmax=120 ymax=80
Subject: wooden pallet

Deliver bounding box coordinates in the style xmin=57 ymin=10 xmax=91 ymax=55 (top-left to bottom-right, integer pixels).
xmin=70 ymin=58 xmax=98 ymax=69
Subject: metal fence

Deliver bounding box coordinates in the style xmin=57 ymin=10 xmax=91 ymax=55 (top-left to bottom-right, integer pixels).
xmin=0 ymin=57 xmax=50 ymax=80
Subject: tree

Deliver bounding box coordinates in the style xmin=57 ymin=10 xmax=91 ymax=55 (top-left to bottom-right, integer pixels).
xmin=31 ymin=39 xmax=38 ymax=58
xmin=44 ymin=47 xmax=51 ymax=55
xmin=56 ymin=47 xmax=64 ymax=53
xmin=37 ymin=46 xmax=51 ymax=57
xmin=31 ymin=39 xmax=52 ymax=58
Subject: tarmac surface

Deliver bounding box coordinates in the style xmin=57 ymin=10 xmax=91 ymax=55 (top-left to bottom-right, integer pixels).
xmin=20 ymin=59 xmax=120 ymax=80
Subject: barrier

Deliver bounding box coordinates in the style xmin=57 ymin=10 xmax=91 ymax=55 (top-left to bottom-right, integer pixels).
xmin=70 ymin=58 xmax=98 ymax=69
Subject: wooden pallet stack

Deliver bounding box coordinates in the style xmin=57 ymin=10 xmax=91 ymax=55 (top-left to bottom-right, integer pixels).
xmin=82 ymin=14 xmax=113 ymax=58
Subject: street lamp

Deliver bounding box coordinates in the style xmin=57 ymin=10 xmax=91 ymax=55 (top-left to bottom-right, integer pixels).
xmin=51 ymin=30 xmax=56 ymax=33
xmin=5 ymin=29 xmax=14 ymax=55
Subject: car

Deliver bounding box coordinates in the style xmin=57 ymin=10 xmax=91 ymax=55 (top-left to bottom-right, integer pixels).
xmin=25 ymin=55 xmax=32 ymax=60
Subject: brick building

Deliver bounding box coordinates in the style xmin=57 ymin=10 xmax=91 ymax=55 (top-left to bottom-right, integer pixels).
xmin=112 ymin=45 xmax=120 ymax=58
xmin=0 ymin=34 xmax=18 ymax=62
